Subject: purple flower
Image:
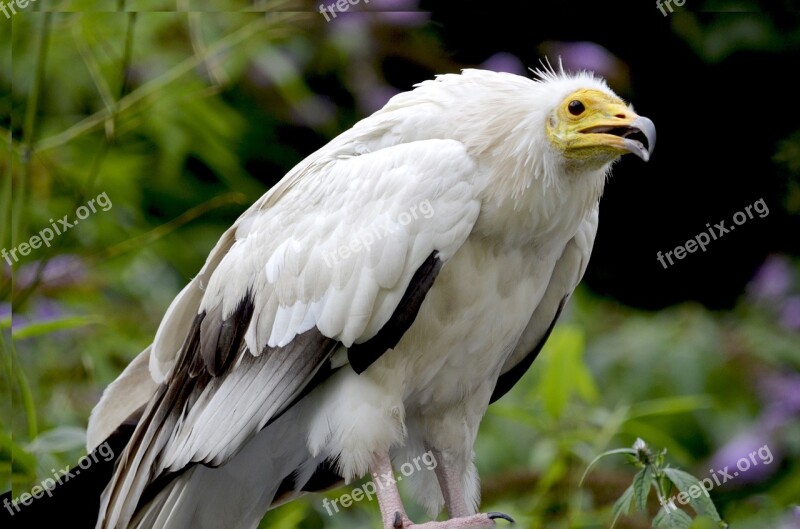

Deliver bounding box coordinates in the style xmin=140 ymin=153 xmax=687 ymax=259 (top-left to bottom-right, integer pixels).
xmin=779 ymin=506 xmax=800 ymax=529
xmin=371 ymin=0 xmax=429 ymax=27
xmin=748 ymin=255 xmax=794 ymax=302
xmin=0 ymin=302 xmax=10 ymax=320
xmin=329 ymin=12 xmax=371 ymax=35
xmin=709 ymin=430 xmax=779 ymax=486
xmin=370 ymin=0 xmax=419 ymax=9
xmin=539 ymin=41 xmax=627 ymax=83
xmin=780 ymin=296 xmax=800 ymax=330
xmin=12 ymin=299 xmax=66 ymax=330
xmin=323 ymin=1 xmax=428 ymax=31
xmin=376 ymin=12 xmax=429 ymax=26
xmin=16 ymin=255 xmax=86 ymax=290
xmin=480 ymin=52 xmax=527 ymax=76
xmin=758 ymin=370 xmax=800 ymax=420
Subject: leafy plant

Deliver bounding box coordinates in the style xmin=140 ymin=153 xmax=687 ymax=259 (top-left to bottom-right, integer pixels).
xmin=582 ymin=438 xmax=727 ymax=529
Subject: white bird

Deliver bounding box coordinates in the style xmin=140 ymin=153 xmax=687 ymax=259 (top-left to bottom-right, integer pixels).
xmin=87 ymin=66 xmax=655 ymax=529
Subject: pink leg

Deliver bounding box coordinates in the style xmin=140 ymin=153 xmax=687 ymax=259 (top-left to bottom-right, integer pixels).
xmin=372 ymin=452 xmax=414 ymax=529
xmin=370 ymin=451 xmax=514 ymax=529
xmin=431 ymin=448 xmax=470 ymax=518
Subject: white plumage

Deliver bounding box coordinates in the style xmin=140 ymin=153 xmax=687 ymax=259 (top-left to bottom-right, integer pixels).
xmin=88 ymin=67 xmax=654 ymax=529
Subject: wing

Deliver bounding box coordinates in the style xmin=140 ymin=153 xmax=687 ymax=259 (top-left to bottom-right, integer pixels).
xmin=98 ymin=139 xmax=482 ymax=529
xmin=87 ymin=346 xmax=156 ymax=452
xmin=490 ymin=206 xmax=598 ymax=403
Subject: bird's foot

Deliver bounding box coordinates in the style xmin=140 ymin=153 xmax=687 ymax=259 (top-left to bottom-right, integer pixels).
xmin=391 ymin=511 xmax=514 ymax=528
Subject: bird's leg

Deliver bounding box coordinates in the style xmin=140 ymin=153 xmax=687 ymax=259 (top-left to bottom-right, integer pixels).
xmin=371 ymin=451 xmax=414 ymax=529
xmin=430 ymin=448 xmax=470 ymax=518
xmin=370 ymin=451 xmax=514 ymax=529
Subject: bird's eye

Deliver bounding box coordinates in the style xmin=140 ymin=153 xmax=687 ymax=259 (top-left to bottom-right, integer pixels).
xmin=568 ymin=100 xmax=585 ymax=116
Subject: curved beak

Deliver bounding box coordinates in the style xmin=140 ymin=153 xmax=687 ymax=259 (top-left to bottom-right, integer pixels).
xmin=580 ymin=114 xmax=657 ymax=162
xmin=622 ymin=116 xmax=656 ymax=162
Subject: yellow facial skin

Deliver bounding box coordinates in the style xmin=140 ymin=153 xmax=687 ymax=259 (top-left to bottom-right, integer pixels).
xmin=546 ymin=88 xmax=655 ymax=165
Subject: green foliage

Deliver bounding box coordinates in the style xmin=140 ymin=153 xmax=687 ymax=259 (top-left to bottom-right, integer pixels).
xmin=583 ymin=438 xmax=727 ymax=529
xmin=537 ymin=325 xmax=598 ymax=418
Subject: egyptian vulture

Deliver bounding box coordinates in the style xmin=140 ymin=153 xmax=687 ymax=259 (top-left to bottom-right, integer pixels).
xmin=86 ymin=67 xmax=655 ymax=529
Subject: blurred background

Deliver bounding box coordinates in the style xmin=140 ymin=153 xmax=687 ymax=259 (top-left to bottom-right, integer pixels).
xmin=1 ymin=0 xmax=799 ymax=527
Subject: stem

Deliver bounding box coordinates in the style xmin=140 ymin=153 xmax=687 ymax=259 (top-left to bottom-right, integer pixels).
xmin=1 ymin=129 xmax=11 ymax=255
xmin=11 ymin=143 xmax=109 ymax=309
xmin=12 ymin=13 xmax=51 ymax=257
xmin=13 ymin=2 xmax=134 ymax=308
xmin=653 ymin=467 xmax=672 ymax=511
xmin=119 ymin=11 xmax=136 ymax=99
xmin=10 ymin=340 xmax=37 ymax=440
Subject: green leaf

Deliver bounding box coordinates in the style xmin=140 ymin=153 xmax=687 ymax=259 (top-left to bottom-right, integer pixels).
xmin=610 ymin=484 xmax=635 ymax=528
xmin=534 ymin=325 xmax=598 ymax=419
xmin=26 ymin=427 xmax=87 ymax=454
xmin=633 ymin=465 xmax=654 ymax=512
xmin=627 ymin=395 xmax=715 ymax=419
xmin=688 ymin=516 xmax=723 ymax=529
xmin=11 ymin=315 xmax=100 ymax=339
xmin=654 ymin=505 xmax=694 ymax=529
xmin=538 ymin=326 xmax=585 ymax=418
xmin=663 ymin=468 xmax=724 ymax=523
xmin=0 ymin=431 xmax=36 ymax=475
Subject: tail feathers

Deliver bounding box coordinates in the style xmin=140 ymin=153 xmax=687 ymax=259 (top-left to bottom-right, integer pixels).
xmin=125 ymin=407 xmax=316 ymax=529
xmin=98 ymin=367 xmax=195 ymax=529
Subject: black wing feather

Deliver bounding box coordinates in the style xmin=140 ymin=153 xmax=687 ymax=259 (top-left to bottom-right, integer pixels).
xmin=348 ymin=251 xmax=442 ymax=373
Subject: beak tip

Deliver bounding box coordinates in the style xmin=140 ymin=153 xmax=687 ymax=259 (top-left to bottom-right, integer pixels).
xmin=634 ymin=115 xmax=656 ymax=160
xmin=623 ymin=115 xmax=656 ymax=162
xmin=622 ymin=137 xmax=652 ymax=162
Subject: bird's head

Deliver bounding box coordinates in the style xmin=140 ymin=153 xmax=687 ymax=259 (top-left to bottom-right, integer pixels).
xmin=545 ymin=86 xmax=655 ymax=167
xmin=410 ymin=67 xmax=655 ymax=181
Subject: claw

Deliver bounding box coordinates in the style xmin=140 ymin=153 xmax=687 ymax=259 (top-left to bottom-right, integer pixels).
xmin=487 ymin=512 xmax=515 ymax=524
xmin=393 ymin=511 xmax=404 ymax=528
